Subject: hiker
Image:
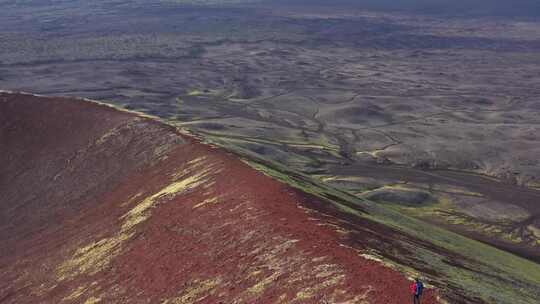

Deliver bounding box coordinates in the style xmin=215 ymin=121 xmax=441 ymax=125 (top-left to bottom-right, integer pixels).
xmin=410 ymin=278 xmax=424 ymax=304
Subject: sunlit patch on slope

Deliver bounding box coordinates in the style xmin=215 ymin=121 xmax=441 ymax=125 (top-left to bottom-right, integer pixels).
xmin=62 ymin=284 xmax=91 ymax=302
xmin=163 ymin=277 xmax=223 ymax=304
xmin=84 ymin=296 xmax=101 ymax=304
xmin=56 ymin=157 xmax=215 ymax=282
xmin=192 ymin=196 xmax=220 ymax=209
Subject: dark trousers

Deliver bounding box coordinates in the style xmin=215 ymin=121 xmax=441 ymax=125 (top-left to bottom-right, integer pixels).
xmin=413 ymin=295 xmax=421 ymax=304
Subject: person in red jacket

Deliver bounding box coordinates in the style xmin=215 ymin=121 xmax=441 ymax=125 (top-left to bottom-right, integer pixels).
xmin=410 ymin=278 xmax=424 ymax=304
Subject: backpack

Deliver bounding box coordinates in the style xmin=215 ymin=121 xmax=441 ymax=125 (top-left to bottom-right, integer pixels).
xmin=416 ymin=281 xmax=424 ymax=295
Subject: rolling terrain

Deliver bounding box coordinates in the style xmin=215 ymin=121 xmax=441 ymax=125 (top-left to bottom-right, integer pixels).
xmin=1 ymin=0 xmax=540 ymax=261
xmin=2 ymin=0 xmax=540 ymax=303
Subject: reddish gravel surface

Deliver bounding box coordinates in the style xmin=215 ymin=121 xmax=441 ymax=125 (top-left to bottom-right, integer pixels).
xmin=0 ymin=92 xmax=440 ymax=303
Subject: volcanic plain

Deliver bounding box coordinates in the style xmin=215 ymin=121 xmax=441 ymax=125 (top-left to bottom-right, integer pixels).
xmin=2 ymin=0 xmax=540 ymax=303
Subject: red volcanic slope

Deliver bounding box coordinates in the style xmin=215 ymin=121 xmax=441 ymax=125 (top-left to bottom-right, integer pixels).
xmin=0 ymin=92 xmax=439 ymax=303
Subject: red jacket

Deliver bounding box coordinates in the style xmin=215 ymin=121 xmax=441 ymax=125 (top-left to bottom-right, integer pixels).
xmin=410 ymin=282 xmax=417 ymax=295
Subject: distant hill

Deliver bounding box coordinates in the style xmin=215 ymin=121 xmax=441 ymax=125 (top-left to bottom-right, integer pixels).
xmin=268 ymin=0 xmax=540 ymax=18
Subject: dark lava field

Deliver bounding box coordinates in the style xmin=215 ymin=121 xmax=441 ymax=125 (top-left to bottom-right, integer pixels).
xmin=1 ymin=1 xmax=540 ymax=303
